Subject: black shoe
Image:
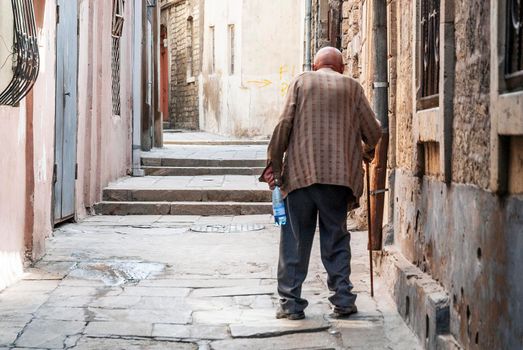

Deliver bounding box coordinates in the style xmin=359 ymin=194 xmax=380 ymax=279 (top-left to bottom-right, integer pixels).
xmin=275 ymin=308 xmax=306 ymax=320
xmin=329 ymin=305 xmax=358 ymax=319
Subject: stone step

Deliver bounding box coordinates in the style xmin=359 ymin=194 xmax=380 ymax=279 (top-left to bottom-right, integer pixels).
xmin=103 ymin=188 xmax=272 ymax=202
xmin=143 ymin=166 xmax=265 ymax=176
xmin=141 ymin=158 xmax=267 ymax=168
xmin=163 ymin=140 xmax=269 ymax=146
xmin=94 ymin=201 xmax=272 ymax=216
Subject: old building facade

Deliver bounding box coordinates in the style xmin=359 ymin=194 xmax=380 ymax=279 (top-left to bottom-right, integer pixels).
xmin=160 ymin=0 xmax=202 ymax=130
xmin=312 ymin=0 xmax=523 ymax=348
xmin=161 ymin=0 xmax=305 ymax=136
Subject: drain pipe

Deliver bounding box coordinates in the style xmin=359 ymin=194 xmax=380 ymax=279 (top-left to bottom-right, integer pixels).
xmin=132 ymin=0 xmax=145 ymax=177
xmin=304 ymin=0 xmax=312 ymax=71
xmin=369 ymin=0 xmax=389 ymax=250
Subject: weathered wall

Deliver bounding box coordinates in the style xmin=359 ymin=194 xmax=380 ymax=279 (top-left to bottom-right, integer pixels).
xmin=200 ymin=0 xmax=304 ymax=137
xmin=451 ymin=0 xmax=491 ymax=188
xmin=30 ymin=0 xmax=57 ymax=260
xmin=337 ymin=0 xmax=523 ymax=348
xmin=0 ymin=0 xmax=57 ymax=290
xmin=76 ymin=0 xmax=133 ymax=217
xmin=162 ymin=0 xmax=201 ymax=130
xmin=0 ymin=104 xmax=28 ymax=291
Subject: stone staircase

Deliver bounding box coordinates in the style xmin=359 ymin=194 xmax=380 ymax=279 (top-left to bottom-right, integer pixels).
xmin=94 ymin=141 xmax=272 ymax=216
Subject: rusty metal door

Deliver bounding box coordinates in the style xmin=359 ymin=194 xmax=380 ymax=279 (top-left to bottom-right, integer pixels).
xmin=53 ymin=0 xmax=78 ymax=223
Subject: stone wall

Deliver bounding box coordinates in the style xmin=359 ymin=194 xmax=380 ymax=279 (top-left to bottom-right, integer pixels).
xmin=162 ymin=0 xmax=200 ymax=130
xmin=331 ymin=0 xmax=523 ymax=348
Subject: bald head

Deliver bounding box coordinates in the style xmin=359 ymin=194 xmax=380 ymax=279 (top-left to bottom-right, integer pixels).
xmin=313 ymin=47 xmax=344 ymax=73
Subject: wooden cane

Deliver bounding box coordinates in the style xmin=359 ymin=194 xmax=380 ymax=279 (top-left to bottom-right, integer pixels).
xmin=365 ymin=161 xmax=374 ymax=297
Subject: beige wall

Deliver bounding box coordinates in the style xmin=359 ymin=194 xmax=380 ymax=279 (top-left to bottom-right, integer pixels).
xmin=76 ymin=0 xmax=133 ymax=217
xmin=0 ymin=0 xmax=57 ymax=290
xmin=200 ymin=0 xmax=305 ymax=137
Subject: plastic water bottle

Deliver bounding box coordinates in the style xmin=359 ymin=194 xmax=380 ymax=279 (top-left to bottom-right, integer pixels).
xmin=272 ymin=186 xmax=287 ymax=226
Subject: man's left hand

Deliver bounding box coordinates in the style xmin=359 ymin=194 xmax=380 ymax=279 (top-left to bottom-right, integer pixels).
xmin=262 ymin=165 xmax=276 ymax=190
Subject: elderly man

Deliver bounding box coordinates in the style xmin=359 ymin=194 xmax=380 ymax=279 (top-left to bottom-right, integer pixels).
xmin=261 ymin=47 xmax=381 ymax=320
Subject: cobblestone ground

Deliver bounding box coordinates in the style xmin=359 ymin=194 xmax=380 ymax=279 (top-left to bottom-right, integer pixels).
xmin=0 ymin=215 xmax=421 ymax=350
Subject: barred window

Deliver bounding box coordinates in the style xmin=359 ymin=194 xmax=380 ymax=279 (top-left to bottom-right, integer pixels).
xmin=111 ymin=0 xmax=125 ymax=116
xmin=210 ymin=26 xmax=215 ymax=74
xmin=505 ymin=0 xmax=523 ymax=90
xmin=228 ymin=24 xmax=235 ymax=75
xmin=418 ymin=0 xmax=440 ymax=109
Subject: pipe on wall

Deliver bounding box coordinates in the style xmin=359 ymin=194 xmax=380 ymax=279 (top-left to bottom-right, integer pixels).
xmin=132 ymin=0 xmax=145 ymax=177
xmin=304 ymin=0 xmax=312 ymax=71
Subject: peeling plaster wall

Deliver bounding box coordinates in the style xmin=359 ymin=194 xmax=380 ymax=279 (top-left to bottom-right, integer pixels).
xmin=200 ymin=0 xmax=304 ymax=137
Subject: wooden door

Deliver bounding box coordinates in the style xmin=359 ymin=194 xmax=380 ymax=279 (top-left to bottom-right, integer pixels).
xmin=160 ymin=25 xmax=169 ymax=122
xmin=54 ymin=0 xmax=78 ymax=223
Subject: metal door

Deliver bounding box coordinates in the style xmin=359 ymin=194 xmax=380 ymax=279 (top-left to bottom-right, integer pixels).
xmin=54 ymin=0 xmax=78 ymax=223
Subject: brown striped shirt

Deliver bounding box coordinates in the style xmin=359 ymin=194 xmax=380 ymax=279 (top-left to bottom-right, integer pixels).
xmin=263 ymin=68 xmax=381 ymax=202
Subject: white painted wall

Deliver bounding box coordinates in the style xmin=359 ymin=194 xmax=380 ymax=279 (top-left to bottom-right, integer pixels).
xmin=200 ymin=0 xmax=305 ymax=137
xmin=0 ymin=1 xmax=14 ymax=93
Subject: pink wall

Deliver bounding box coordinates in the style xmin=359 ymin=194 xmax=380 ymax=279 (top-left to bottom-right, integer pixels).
xmin=75 ymin=0 xmax=133 ymax=217
xmin=0 ymin=105 xmax=28 ymax=290
xmin=0 ymin=0 xmax=56 ymax=290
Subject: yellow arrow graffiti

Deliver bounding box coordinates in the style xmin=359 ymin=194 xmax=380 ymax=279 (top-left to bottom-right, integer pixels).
xmin=246 ymin=79 xmax=273 ymax=88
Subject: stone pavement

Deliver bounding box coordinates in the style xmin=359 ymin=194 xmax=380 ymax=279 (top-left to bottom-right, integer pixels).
xmin=0 ymin=215 xmax=421 ymax=350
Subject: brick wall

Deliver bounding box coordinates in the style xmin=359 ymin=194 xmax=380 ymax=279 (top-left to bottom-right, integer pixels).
xmin=163 ymin=0 xmax=200 ymax=130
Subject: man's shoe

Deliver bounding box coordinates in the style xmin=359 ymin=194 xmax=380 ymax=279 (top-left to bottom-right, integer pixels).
xmin=275 ymin=308 xmax=305 ymax=320
xmin=329 ymin=305 xmax=358 ymax=319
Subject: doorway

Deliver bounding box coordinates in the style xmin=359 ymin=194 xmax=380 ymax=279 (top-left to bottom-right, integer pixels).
xmin=53 ymin=0 xmax=78 ymax=223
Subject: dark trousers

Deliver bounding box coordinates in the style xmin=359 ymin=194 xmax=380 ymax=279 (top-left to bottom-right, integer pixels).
xmin=278 ymin=184 xmax=357 ymax=313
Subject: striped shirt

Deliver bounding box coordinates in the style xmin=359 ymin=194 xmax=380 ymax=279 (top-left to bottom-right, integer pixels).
xmin=263 ymin=67 xmax=381 ymax=202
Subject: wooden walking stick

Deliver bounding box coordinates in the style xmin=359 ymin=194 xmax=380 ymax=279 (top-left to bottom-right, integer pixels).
xmin=365 ymin=161 xmax=374 ymax=297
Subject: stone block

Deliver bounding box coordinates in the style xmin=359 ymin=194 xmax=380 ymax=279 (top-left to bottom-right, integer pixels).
xmin=84 ymin=321 xmax=152 ymax=337
xmin=377 ymin=248 xmax=451 ymax=350
xmin=153 ymin=324 xmax=229 ymax=340
xmin=15 ymin=319 xmax=85 ymax=349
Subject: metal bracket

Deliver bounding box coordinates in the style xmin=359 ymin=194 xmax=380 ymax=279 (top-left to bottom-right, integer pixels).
xmin=372 ymin=82 xmax=389 ymax=89
xmin=370 ymin=188 xmax=389 ymax=196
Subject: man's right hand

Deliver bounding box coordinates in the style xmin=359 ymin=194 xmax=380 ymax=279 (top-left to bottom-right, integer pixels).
xmin=262 ymin=165 xmax=276 ymax=190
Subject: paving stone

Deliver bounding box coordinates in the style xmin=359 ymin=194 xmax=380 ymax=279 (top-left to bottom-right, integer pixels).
xmin=120 ymin=286 xmax=191 ymax=297
xmin=153 ymin=324 xmax=229 ymax=340
xmin=210 ymin=332 xmax=341 ymax=350
xmin=0 ymin=321 xmax=26 ymax=346
xmin=229 ymin=315 xmax=331 ymax=338
xmin=74 ymin=337 xmax=198 ymax=350
xmin=190 ymin=285 xmax=275 ymax=298
xmin=84 ymin=321 xmax=153 ymax=337
xmin=15 ymin=319 xmax=85 ymax=349
xmin=88 ymin=307 xmax=192 ymax=324
xmin=35 ymin=306 xmax=87 ymax=321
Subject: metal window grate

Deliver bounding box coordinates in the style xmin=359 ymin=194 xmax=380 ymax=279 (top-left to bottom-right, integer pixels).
xmin=187 ymin=17 xmax=194 ymax=78
xmin=111 ymin=0 xmax=125 ymax=116
xmin=228 ymin=24 xmax=235 ymax=75
xmin=418 ymin=0 xmax=440 ymax=109
xmin=506 ymin=0 xmax=523 ymax=90
xmin=0 ymin=0 xmax=40 ymax=106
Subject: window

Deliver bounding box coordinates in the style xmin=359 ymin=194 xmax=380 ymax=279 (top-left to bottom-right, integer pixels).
xmin=505 ymin=0 xmax=523 ymax=90
xmin=111 ymin=0 xmax=125 ymax=116
xmin=228 ymin=24 xmax=235 ymax=75
xmin=187 ymin=17 xmax=194 ymax=79
xmin=418 ymin=0 xmax=440 ymax=109
xmin=210 ymin=26 xmax=215 ymax=74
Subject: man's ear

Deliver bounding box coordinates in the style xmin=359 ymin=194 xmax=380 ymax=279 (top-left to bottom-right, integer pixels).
xmin=312 ymin=63 xmax=317 ymax=71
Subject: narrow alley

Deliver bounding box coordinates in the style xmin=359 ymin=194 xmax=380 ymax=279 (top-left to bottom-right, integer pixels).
xmin=1 ymin=1 xmax=522 ymax=350
xmin=0 ymin=134 xmax=420 ymax=349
